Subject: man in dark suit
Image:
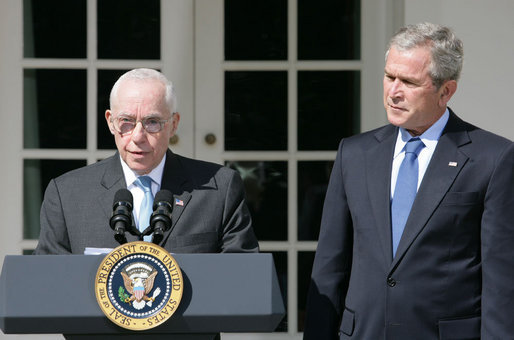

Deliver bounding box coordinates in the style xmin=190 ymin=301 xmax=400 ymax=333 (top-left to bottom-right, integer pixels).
xmin=35 ymin=68 xmax=259 ymax=254
xmin=303 ymin=23 xmax=514 ymax=339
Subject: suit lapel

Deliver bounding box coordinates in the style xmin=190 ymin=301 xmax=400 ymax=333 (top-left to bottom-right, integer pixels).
xmin=392 ymin=112 xmax=471 ymax=267
xmin=98 ymin=154 xmax=127 ymax=224
xmin=158 ymin=150 xmax=193 ymax=245
xmin=366 ymin=125 xmax=398 ymax=264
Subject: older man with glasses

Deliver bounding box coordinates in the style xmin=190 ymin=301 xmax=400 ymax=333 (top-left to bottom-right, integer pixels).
xmin=35 ymin=68 xmax=259 ymax=255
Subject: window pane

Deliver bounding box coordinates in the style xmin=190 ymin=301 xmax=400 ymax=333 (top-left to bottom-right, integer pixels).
xmin=23 ymin=0 xmax=86 ymax=58
xmin=225 ymin=71 xmax=287 ymax=151
xmin=298 ymin=0 xmax=360 ymax=60
xmin=225 ymin=0 xmax=287 ymax=60
xmin=24 ymin=159 xmax=87 ymax=239
xmin=227 ymin=161 xmax=287 ymax=241
xmin=97 ymin=69 xmax=130 ymax=150
xmin=97 ymin=0 xmax=160 ymax=59
xmin=298 ymin=161 xmax=333 ymax=241
xmin=24 ymin=69 xmax=87 ymax=149
xmin=298 ymin=251 xmax=315 ymax=331
xmin=298 ymin=71 xmax=360 ymax=150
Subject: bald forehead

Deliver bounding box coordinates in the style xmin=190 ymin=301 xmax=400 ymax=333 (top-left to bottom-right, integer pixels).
xmin=112 ymin=78 xmax=167 ymax=109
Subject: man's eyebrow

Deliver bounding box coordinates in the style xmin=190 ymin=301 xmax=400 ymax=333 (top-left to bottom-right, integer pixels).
xmin=384 ymin=69 xmax=397 ymax=78
xmin=384 ymin=70 xmax=420 ymax=84
xmin=143 ymin=113 xmax=167 ymax=119
xmin=116 ymin=112 xmax=165 ymax=118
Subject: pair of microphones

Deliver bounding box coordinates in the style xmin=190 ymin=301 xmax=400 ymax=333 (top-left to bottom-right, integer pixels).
xmin=109 ymin=189 xmax=173 ymax=245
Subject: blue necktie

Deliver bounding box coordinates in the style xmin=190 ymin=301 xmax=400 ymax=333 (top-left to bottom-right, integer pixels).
xmin=135 ymin=176 xmax=153 ymax=242
xmin=391 ymin=138 xmax=424 ymax=257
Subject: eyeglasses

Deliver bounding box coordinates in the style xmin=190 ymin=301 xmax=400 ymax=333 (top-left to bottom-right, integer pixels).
xmin=111 ymin=115 xmax=171 ymax=134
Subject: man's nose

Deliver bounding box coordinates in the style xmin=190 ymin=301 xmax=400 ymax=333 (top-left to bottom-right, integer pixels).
xmin=388 ymin=79 xmax=403 ymax=98
xmin=131 ymin=121 xmax=147 ymax=141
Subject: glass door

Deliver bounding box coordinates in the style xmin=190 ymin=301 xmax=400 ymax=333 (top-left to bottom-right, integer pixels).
xmin=195 ymin=0 xmax=387 ymax=337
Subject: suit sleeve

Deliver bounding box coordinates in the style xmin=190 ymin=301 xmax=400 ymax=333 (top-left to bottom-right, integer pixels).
xmin=33 ymin=179 xmax=72 ymax=255
xmin=303 ymin=140 xmax=353 ymax=340
xmin=481 ymin=142 xmax=514 ymax=338
xmin=219 ymin=169 xmax=259 ymax=253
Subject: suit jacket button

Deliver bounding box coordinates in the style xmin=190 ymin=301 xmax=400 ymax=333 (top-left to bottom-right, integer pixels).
xmin=387 ymin=276 xmax=396 ymax=287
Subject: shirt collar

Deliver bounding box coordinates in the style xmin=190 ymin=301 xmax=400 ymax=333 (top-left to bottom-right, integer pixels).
xmin=120 ymin=153 xmax=166 ymax=188
xmin=394 ymin=108 xmax=449 ymax=158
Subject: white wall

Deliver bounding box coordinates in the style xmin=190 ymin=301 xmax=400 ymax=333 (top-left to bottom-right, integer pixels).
xmin=405 ymin=0 xmax=514 ymax=140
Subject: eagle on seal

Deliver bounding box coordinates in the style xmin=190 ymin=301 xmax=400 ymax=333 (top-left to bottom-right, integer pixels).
xmin=121 ymin=266 xmax=160 ymax=310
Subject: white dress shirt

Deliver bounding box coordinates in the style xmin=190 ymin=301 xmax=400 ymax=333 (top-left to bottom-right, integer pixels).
xmin=120 ymin=154 xmax=166 ymax=226
xmin=391 ymin=109 xmax=449 ymax=198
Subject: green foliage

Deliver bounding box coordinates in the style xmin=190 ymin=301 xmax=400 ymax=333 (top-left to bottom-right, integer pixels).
xmin=118 ymin=286 xmax=131 ymax=303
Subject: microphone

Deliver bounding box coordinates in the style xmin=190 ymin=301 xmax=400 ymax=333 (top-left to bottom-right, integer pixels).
xmin=150 ymin=190 xmax=173 ymax=244
xmin=110 ymin=189 xmax=134 ymax=244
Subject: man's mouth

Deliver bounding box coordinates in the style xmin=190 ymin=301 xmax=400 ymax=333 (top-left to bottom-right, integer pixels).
xmin=129 ymin=150 xmax=149 ymax=156
xmin=389 ymin=104 xmax=406 ymax=111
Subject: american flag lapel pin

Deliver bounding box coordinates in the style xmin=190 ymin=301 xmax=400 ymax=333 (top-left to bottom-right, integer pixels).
xmin=175 ymin=198 xmax=184 ymax=206
xmin=448 ymin=161 xmax=458 ymax=167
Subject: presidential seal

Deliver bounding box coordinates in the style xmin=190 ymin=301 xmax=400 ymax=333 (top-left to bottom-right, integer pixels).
xmin=95 ymin=242 xmax=183 ymax=330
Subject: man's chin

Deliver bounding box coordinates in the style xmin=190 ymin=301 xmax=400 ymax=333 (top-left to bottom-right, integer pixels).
xmin=127 ymin=160 xmax=152 ymax=176
xmin=386 ymin=114 xmax=406 ymax=127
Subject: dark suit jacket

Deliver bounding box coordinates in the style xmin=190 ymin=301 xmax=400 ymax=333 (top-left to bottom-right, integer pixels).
xmin=34 ymin=150 xmax=259 ymax=254
xmin=303 ymin=110 xmax=514 ymax=339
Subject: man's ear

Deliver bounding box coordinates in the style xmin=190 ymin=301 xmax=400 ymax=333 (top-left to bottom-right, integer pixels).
xmin=439 ymin=80 xmax=457 ymax=108
xmin=105 ymin=110 xmax=115 ymax=135
xmin=170 ymin=112 xmax=180 ymax=134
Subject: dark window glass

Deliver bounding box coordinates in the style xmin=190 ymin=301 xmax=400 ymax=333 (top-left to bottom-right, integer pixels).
xmin=267 ymin=251 xmax=288 ymax=332
xmin=227 ymin=161 xmax=287 ymax=241
xmin=97 ymin=0 xmax=160 ymax=59
xmin=298 ymin=251 xmax=315 ymax=331
xmin=225 ymin=71 xmax=287 ymax=151
xmin=225 ymin=0 xmax=287 ymax=60
xmin=298 ymin=0 xmax=360 ymax=60
xmin=97 ymin=69 xmax=130 ymax=149
xmin=298 ymin=161 xmax=333 ymax=241
xmin=298 ymin=71 xmax=360 ymax=150
xmin=23 ymin=0 xmax=87 ymax=58
xmin=24 ymin=69 xmax=87 ymax=149
xmin=24 ymin=159 xmax=87 ymax=239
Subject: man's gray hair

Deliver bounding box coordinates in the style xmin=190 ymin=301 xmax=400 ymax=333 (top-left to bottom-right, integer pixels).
xmin=109 ymin=68 xmax=177 ymax=114
xmin=385 ymin=22 xmax=464 ymax=88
